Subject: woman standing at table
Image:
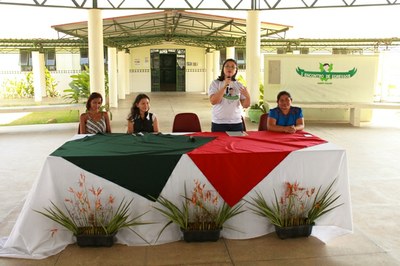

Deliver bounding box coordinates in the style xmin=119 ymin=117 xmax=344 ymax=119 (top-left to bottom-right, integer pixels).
xmin=267 ymin=90 xmax=304 ymax=134
xmin=127 ymin=93 xmax=159 ymax=134
xmin=79 ymin=92 xmax=111 ymax=134
xmin=208 ymin=59 xmax=250 ymax=132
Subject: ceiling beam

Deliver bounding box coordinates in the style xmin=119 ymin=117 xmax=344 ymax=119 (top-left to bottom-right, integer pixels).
xmin=0 ymin=0 xmax=400 ymax=10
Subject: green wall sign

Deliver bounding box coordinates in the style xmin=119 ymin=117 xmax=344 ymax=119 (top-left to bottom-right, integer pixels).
xmin=296 ymin=63 xmax=357 ymax=83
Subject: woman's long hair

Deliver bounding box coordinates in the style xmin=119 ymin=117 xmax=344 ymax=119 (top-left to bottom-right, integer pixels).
xmin=128 ymin=93 xmax=150 ymax=121
xmin=86 ymin=92 xmax=103 ymax=111
xmin=276 ymin=91 xmax=292 ymax=102
xmin=217 ymin=59 xmax=238 ymax=81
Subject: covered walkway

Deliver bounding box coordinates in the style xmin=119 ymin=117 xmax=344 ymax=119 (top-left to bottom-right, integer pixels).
xmin=0 ymin=92 xmax=400 ymax=265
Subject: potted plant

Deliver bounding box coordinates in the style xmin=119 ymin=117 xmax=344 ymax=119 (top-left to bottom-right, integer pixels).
xmin=246 ymin=178 xmax=342 ymax=239
xmin=35 ymin=173 xmax=150 ymax=247
xmin=248 ymin=83 xmax=268 ymax=123
xmin=152 ymin=179 xmax=245 ymax=242
xmin=236 ymin=75 xmax=268 ymax=123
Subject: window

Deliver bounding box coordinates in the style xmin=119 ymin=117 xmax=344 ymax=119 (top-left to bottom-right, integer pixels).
xmin=235 ymin=49 xmax=246 ymax=69
xmin=20 ymin=50 xmax=32 ymax=72
xmin=80 ymin=48 xmax=89 ymax=70
xmin=45 ymin=49 xmax=56 ymax=71
xmin=80 ymin=47 xmax=108 ymax=70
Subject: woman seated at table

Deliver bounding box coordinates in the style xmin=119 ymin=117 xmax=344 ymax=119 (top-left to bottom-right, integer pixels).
xmin=127 ymin=93 xmax=160 ymax=134
xmin=267 ymin=90 xmax=304 ymax=134
xmin=79 ymin=92 xmax=111 ymax=134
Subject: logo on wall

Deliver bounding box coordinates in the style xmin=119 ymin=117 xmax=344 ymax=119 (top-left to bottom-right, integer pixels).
xmin=296 ymin=63 xmax=357 ymax=84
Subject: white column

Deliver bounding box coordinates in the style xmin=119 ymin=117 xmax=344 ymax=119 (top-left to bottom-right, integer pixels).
xmin=125 ymin=50 xmax=131 ymax=95
xmin=226 ymin=47 xmax=235 ymax=60
xmin=88 ymin=9 xmax=105 ymax=98
xmin=39 ymin=53 xmax=46 ymax=97
xmin=117 ymin=50 xmax=126 ymax=99
xmin=205 ymin=52 xmax=214 ymax=94
xmin=32 ymin=51 xmax=45 ymax=102
xmin=246 ymin=10 xmax=261 ymax=106
xmin=213 ymin=50 xmax=221 ymax=80
xmin=108 ymin=47 xmax=118 ymax=108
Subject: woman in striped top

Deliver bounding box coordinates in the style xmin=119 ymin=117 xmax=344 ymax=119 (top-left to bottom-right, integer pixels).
xmin=79 ymin=92 xmax=111 ymax=134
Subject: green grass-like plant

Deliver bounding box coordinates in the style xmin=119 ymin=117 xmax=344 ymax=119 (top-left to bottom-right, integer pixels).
xmin=1 ymin=110 xmax=79 ymax=126
xmin=152 ymin=180 xmax=245 ymax=242
xmin=246 ymin=178 xmax=343 ymax=227
xmin=34 ymin=173 xmax=151 ymax=243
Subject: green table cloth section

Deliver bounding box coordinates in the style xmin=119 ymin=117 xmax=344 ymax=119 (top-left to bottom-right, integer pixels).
xmin=51 ymin=133 xmax=215 ymax=200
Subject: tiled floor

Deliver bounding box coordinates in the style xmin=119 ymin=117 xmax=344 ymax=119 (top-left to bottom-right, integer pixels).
xmin=0 ymin=92 xmax=400 ymax=265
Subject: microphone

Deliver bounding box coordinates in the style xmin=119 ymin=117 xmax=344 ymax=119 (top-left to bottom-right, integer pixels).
xmin=226 ymin=75 xmax=231 ymax=87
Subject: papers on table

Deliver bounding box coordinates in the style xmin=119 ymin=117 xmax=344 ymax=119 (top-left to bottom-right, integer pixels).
xmin=226 ymin=131 xmax=248 ymax=137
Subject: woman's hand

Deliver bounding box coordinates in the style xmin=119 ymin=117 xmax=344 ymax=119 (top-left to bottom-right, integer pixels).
xmin=240 ymin=86 xmax=250 ymax=108
xmin=285 ymin=125 xmax=296 ymax=134
xmin=239 ymin=86 xmax=250 ymax=98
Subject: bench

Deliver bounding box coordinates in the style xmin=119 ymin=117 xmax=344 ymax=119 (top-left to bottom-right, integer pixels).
xmin=0 ymin=103 xmax=85 ymax=114
xmin=293 ymin=102 xmax=400 ymax=127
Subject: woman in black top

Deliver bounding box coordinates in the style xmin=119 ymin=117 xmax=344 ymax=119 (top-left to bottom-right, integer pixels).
xmin=127 ymin=93 xmax=159 ymax=134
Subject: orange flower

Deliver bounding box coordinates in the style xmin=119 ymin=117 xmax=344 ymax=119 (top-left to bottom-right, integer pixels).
xmin=79 ymin=173 xmax=85 ymax=187
xmin=108 ymin=195 xmax=115 ymax=204
xmin=95 ymin=198 xmax=102 ymax=209
xmin=50 ymin=228 xmax=58 ymax=237
xmin=76 ymin=191 xmax=83 ymax=200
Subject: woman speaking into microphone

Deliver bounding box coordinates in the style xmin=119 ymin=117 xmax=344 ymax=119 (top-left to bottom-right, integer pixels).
xmin=208 ymin=59 xmax=251 ymax=132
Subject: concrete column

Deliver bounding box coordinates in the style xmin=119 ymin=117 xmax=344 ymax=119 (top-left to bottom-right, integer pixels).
xmin=213 ymin=50 xmax=221 ymax=80
xmin=226 ymin=47 xmax=235 ymax=60
xmin=117 ymin=50 xmax=126 ymax=99
xmin=107 ymin=47 xmax=118 ymax=108
xmin=125 ymin=50 xmax=131 ymax=95
xmin=246 ymin=10 xmax=261 ymax=106
xmin=205 ymin=52 xmax=214 ymax=94
xmin=32 ymin=51 xmax=45 ymax=102
xmin=39 ymin=53 xmax=46 ymax=97
xmin=88 ymin=9 xmax=105 ymax=98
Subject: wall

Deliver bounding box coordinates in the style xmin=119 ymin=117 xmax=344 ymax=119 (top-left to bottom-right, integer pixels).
xmin=264 ymin=54 xmax=379 ymax=122
xmin=128 ymin=44 xmax=206 ymax=93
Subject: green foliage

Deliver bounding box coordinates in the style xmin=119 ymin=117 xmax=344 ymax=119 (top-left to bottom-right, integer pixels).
xmin=63 ymin=66 xmax=109 ymax=107
xmin=34 ymin=174 xmax=150 ymax=243
xmin=1 ymin=68 xmax=58 ymax=99
xmin=246 ymin=179 xmax=343 ymax=227
xmin=25 ymin=72 xmax=34 ymax=97
xmin=1 ymin=73 xmax=34 ymax=99
xmin=250 ymin=83 xmax=267 ymax=113
xmin=45 ymin=68 xmax=60 ymax=97
xmin=63 ymin=66 xmax=90 ymax=104
xmin=236 ymin=75 xmax=267 ymax=113
xmin=152 ymin=180 xmax=245 ymax=243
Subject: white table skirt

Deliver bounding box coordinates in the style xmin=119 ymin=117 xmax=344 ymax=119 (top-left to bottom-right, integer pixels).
xmin=0 ymin=142 xmax=352 ymax=259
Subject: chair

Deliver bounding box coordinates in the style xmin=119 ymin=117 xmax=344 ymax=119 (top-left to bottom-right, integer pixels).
xmin=258 ymin=113 xmax=268 ymax=131
xmin=172 ymin=113 xmax=202 ymax=132
xmin=241 ymin=116 xmax=247 ymax=131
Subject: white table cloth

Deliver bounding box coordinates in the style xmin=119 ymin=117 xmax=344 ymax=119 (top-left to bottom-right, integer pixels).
xmin=0 ymin=140 xmax=352 ymax=259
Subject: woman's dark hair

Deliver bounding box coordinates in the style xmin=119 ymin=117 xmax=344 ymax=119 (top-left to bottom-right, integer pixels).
xmin=86 ymin=92 xmax=103 ymax=110
xmin=217 ymin=59 xmax=238 ymax=81
xmin=277 ymin=91 xmax=292 ymax=102
xmin=128 ymin=93 xmax=150 ymax=120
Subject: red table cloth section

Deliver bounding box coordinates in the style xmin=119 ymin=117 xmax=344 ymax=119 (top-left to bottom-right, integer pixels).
xmin=187 ymin=131 xmax=327 ymax=206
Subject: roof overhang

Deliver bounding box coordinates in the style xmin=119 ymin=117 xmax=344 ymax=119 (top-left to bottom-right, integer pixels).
xmin=52 ymin=10 xmax=291 ymax=49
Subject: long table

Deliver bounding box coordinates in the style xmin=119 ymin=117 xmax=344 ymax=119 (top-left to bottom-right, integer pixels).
xmin=0 ymin=131 xmax=353 ymax=259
